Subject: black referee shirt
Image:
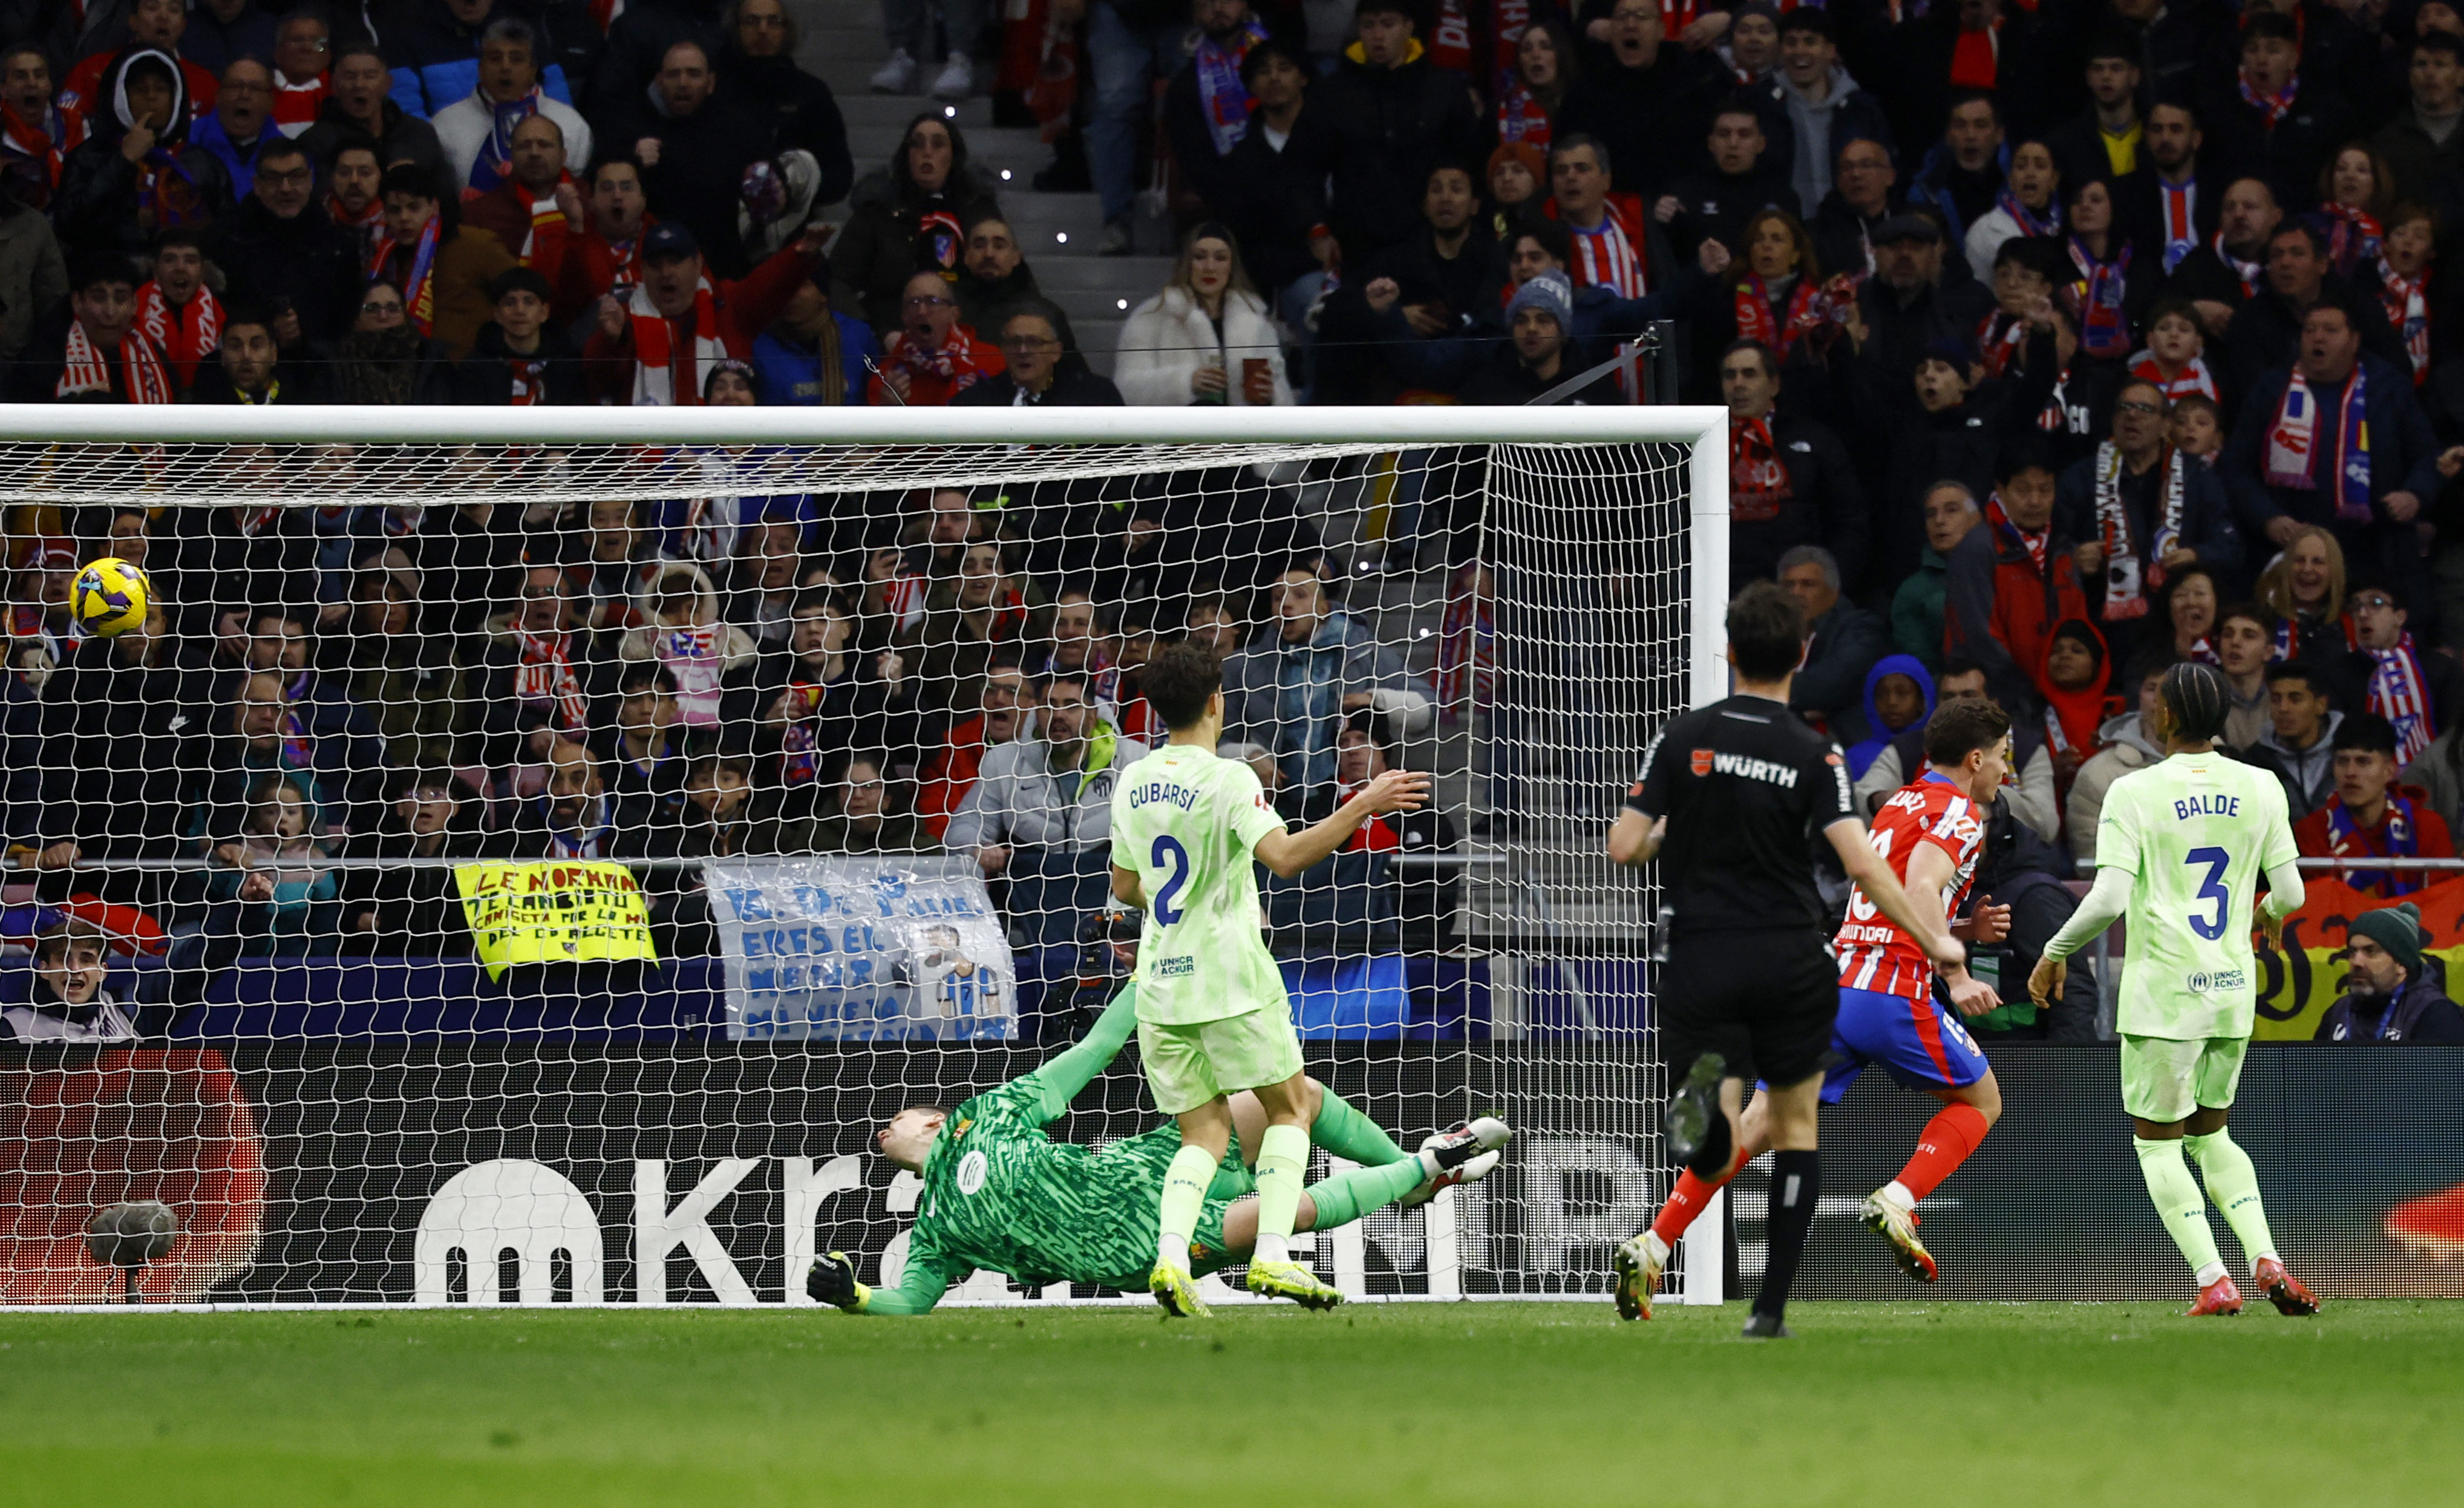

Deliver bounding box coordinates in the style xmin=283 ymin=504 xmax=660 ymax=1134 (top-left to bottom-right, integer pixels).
xmin=1628 ymin=694 xmax=1857 ymax=935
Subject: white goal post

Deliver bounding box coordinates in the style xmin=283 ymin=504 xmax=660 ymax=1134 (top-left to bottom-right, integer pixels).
xmin=0 ymin=402 xmax=1728 ymax=1311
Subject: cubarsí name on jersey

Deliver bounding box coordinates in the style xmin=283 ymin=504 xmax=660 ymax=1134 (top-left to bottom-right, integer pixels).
xmin=1126 ymin=779 xmax=1200 ymax=812
xmin=1710 ymin=752 xmax=1799 ymax=789
xmin=2172 ymin=794 xmax=2241 ymax=820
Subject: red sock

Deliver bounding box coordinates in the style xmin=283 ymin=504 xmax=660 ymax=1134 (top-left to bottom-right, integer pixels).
xmin=1894 ymin=1103 xmax=1991 ymax=1203
xmin=1649 ymin=1146 xmax=1750 ymax=1246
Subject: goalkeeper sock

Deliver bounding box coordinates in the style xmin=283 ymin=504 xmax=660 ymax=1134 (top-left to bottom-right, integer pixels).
xmin=1309 ymin=1088 xmax=1410 ymax=1167
xmin=2185 ymin=1129 xmax=2279 ymax=1271
xmin=1157 ymin=1144 xmax=1218 ymax=1273
xmin=1890 ymin=1102 xmax=1991 ymax=1203
xmin=1753 ymin=1150 xmax=1819 ymax=1322
xmin=1648 ymin=1143 xmax=1749 ymax=1247
xmin=1252 ymin=1123 xmax=1310 ymax=1265
xmin=2134 ymin=1136 xmax=2226 ymax=1285
xmin=1299 ymin=1157 xmax=1428 ymax=1230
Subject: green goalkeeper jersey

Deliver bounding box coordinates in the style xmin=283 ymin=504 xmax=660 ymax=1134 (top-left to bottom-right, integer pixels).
xmin=865 ymin=988 xmax=1253 ymax=1314
xmin=2091 ymin=751 xmax=2299 ymax=1041
xmin=1108 ymin=743 xmax=1289 ymax=1026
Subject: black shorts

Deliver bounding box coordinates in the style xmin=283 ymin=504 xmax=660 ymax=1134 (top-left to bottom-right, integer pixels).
xmin=1657 ymin=929 xmax=1838 ymax=1090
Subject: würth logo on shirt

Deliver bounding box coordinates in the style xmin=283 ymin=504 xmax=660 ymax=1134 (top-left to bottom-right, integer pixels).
xmin=1709 ymin=752 xmax=1800 ymax=788
xmin=1690 ymin=749 xmax=1715 ymax=776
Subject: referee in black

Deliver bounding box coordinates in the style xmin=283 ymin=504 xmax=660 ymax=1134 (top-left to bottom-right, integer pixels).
xmin=1606 ymin=582 xmax=1966 ymax=1337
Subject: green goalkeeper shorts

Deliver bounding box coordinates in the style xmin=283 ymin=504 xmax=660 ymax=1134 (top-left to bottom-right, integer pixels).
xmin=2120 ymin=1033 xmax=2247 ymax=1123
xmin=1137 ymin=1007 xmax=1304 ymax=1115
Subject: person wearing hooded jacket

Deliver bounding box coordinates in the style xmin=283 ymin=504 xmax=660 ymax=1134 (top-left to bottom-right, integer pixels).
xmin=1855 ymin=659 xmax=2062 ymax=844
xmin=1309 ymin=0 xmax=1486 ymax=266
xmin=2032 ymin=618 xmax=2120 ymax=806
xmin=55 ymin=46 xmax=233 ymax=263
xmin=2235 ymin=659 xmax=2343 ymax=820
xmin=2066 ymin=653 xmax=2172 ymax=865
xmin=1841 ymin=654 xmax=1935 ymax=782
xmin=2313 ymin=901 xmax=2464 ymax=1044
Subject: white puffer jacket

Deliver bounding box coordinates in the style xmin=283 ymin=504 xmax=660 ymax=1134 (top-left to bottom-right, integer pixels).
xmin=1113 ymin=284 xmax=1295 ymax=406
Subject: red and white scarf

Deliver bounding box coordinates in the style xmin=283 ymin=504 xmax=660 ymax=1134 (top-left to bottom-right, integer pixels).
xmin=2158 ymin=179 xmax=2197 ymax=272
xmin=512 ymin=178 xmax=574 ymax=267
xmin=270 ymin=69 xmax=325 ymax=138
xmin=2129 ymin=350 xmax=2219 ymax=402
xmin=1496 ymin=77 xmax=1551 ymax=146
xmin=2212 ymin=230 xmax=2261 ymax=297
xmin=1734 ymin=275 xmax=1836 ymax=361
xmin=512 ymin=627 xmax=590 ymax=735
xmin=1731 ymin=414 xmax=1793 ymax=522
xmin=329 ymin=189 xmax=385 ymax=266
xmin=57 ymin=320 xmax=174 ymax=403
xmin=626 ymin=278 xmax=727 ymax=405
xmin=1978 ymin=309 xmax=2029 ymax=379
xmin=2378 ymin=255 xmax=2430 ymax=384
xmin=1563 ymin=206 xmax=1647 ymax=297
xmin=2266 ymin=369 xmax=2373 ymax=521
xmin=380 ymin=216 xmax=443 ymax=337
xmin=2090 ymin=440 xmax=2186 ymax=621
xmin=0 ymin=100 xmax=83 ymax=206
xmin=1985 ymin=492 xmax=2050 ymax=573
xmin=2067 ymin=237 xmax=2130 ymax=359
xmin=2238 ymin=70 xmax=2298 ymax=129
xmin=2352 ymin=623 xmax=2437 ymax=765
xmin=655 ymin=622 xmax=727 ymax=726
xmin=134 ymin=280 xmax=221 ymax=389
xmin=2318 ymin=201 xmax=2381 ymax=273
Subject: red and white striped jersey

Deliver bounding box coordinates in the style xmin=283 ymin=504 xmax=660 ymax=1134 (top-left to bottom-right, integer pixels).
xmin=1568 ymin=217 xmax=1647 ymax=298
xmin=1834 ymin=771 xmax=1985 ymax=1002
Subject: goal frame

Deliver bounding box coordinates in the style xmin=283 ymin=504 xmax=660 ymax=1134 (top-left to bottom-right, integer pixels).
xmin=0 ymin=401 xmax=1732 ymax=1312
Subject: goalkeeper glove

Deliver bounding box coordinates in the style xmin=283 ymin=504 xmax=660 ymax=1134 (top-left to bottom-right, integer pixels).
xmin=807 ymin=1250 xmax=870 ymax=1311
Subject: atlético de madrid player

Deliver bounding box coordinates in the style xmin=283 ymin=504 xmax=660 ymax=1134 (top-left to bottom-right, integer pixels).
xmin=1616 ymin=696 xmax=2019 ymax=1318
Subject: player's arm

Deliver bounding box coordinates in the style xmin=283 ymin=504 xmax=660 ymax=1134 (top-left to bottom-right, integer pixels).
xmin=1903 ymin=841 xmax=1999 ymax=1015
xmin=1109 ymin=864 xmax=1145 ymax=907
xmin=1252 ymin=768 xmax=1431 ymax=877
xmin=1607 ymin=809 xmax=1664 ymax=866
xmin=2257 ymin=792 xmax=2307 ymax=949
xmin=1822 ymin=818 xmax=1965 ymax=969
xmin=810 ymin=1249 xmax=957 ymax=1316
xmin=2030 ymin=863 xmax=2131 ymax=1006
xmin=1019 ymin=984 xmax=1142 ymax=1123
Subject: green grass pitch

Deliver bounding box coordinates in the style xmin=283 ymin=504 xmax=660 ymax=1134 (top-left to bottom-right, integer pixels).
xmin=0 ymin=1300 xmax=2456 ymax=1507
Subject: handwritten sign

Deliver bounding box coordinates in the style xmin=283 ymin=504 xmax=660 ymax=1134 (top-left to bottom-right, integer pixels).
xmin=454 ymin=861 xmax=656 ymax=981
xmin=704 ymin=857 xmax=1016 ymax=1040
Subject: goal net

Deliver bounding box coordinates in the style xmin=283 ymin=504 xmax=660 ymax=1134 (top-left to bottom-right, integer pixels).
xmin=0 ymin=404 xmax=1725 ymax=1309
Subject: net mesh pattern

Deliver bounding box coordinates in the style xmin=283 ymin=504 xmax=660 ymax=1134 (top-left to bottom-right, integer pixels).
xmin=0 ymin=435 xmax=1701 ymax=1308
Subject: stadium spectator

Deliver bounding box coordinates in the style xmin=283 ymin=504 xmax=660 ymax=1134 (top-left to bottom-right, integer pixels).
xmin=1158 ymin=0 xmax=1275 ymax=223
xmin=1225 ymin=564 xmax=1428 ymax=792
xmin=2044 ymin=34 xmax=2142 ymax=193
xmin=1840 ymin=654 xmax=1934 ymax=782
xmin=917 ymin=540 xmax=1042 ymax=723
xmin=1854 ymin=659 xmax=2062 ymax=842
xmin=1722 ymin=335 xmax=1865 ymax=591
xmin=945 ymin=665 xmax=1148 ymax=953
xmin=2314 ymin=901 xmax=2464 ymax=1043
xmin=368 ymin=162 xmax=514 ymax=361
xmin=1845 ymin=213 xmax=1994 ymax=406
xmin=722 ymin=0 xmax=850 ymax=207
xmin=387 ymin=0 xmax=579 ymax=120
xmin=1661 ymin=103 xmax=1794 ymax=269
xmin=2333 ymin=583 xmax=2464 ymax=765
xmin=1807 ymin=135 xmax=1898 ymax=287
xmin=1959 ymin=137 xmax=2061 ymax=284
xmin=478 ymin=563 xmax=605 ymax=772
xmin=2068 ymin=653 xmax=2172 ymax=865
xmin=1904 ymin=93 xmax=2007 ymax=252
xmin=2240 ymin=659 xmax=2343 ymax=818
xmin=1777 ymin=543 xmax=1887 ymax=744
xmin=189 ymin=304 xmax=310 ymax=403
xmin=2214 ymin=602 xmax=2275 ymax=749
xmin=339 ymin=564 xmax=465 ymax=772
xmin=600 ymin=662 xmax=687 ymax=836
xmin=1327 ymin=162 xmax=1507 ymax=402
xmin=1555 ymin=0 xmax=1721 ymax=201
xmin=430 ymin=17 xmax=592 ymax=198
xmin=604 ymin=41 xmax=771 ymax=281
xmin=724 ymin=518 xmax=811 ymax=649
xmin=956 ymin=303 xmax=1123 ymax=408
xmin=59 ymin=0 xmax=220 ymax=126
xmin=1488 ymin=140 xmax=1546 ymax=246
xmin=918 ymin=659 xmax=1027 ymax=838
xmin=1212 ymin=39 xmax=1333 ymax=304
xmin=1544 ymin=135 xmax=1663 ymax=301
xmin=178 ymin=0 xmax=278 ymax=80
xmin=267 ymin=9 xmax=328 ymax=140
xmin=2114 ymin=102 xmax=2216 ymax=279
xmin=33 ymin=595 xmax=200 ymax=878
xmin=950 ymin=213 xmax=1037 ymax=335
xmin=2295 ymin=712 xmax=2457 ymax=896
xmin=4 ymin=918 xmax=137 ymax=1043
xmin=1766 ymin=8 xmax=1889 ymax=220
xmin=861 ymin=265 xmax=998 ymax=404
xmin=749 ymin=590 xmax=906 ymax=817
xmin=584 ymin=218 xmax=830 ymax=405
xmin=1116 ymin=225 xmax=1291 ymax=406
xmin=54 ymin=47 xmax=233 ymax=264
xmin=10 ymin=250 xmax=172 ymax=403
xmin=0 ymin=42 xmax=86 ymax=218
xmin=2209 ymin=12 xmax=2349 ymax=216
xmin=296 ymin=44 xmax=450 ymax=195
xmin=2375 ymin=204 xmax=2436 ymax=390
xmin=1860 ymin=324 xmax=2038 ymax=583
xmin=327 ymin=278 xmax=451 ymax=403
xmin=2128 ymin=301 xmax=2220 ymax=406
xmin=457 ymin=114 xmax=578 ymax=278
xmin=451 ymin=266 xmax=585 ymax=405
xmin=752 ymin=275 xmax=878 ymax=405
xmin=341 ymin=770 xmax=483 ymax=955
xmin=829 ymin=111 xmax=995 ymax=336
xmin=203 ymin=135 xmax=359 ymax=350
xmin=616 ymin=560 xmax=757 ymax=738
xmin=2056 ymin=380 xmax=2242 ymax=658
xmin=2225 ymin=301 xmax=2439 ymax=605
xmin=509 ymin=736 xmax=617 ymax=858
xmin=1312 ymin=0 xmax=1483 ymax=266
xmin=319 ymin=139 xmax=386 ymax=268
xmin=206 ymin=770 xmax=341 ymax=956
xmin=2373 ymin=33 xmax=2464 ymax=215
xmin=1456 ymin=269 xmax=1607 ymax=403
xmin=2221 ymin=221 xmax=2407 ymax=402
xmin=2309 ymin=145 xmax=2396 ymax=281
xmin=199 ymin=668 xmax=333 ymax=845
xmin=1497 ymin=18 xmax=1575 ymax=154
xmin=808 ymin=753 xmax=932 ymax=855
xmin=1943 ymin=439 xmax=2088 ymax=713
xmin=1893 ymin=480 xmax=1981 ymax=668
xmin=191 ymin=55 xmax=273 ymax=197
xmin=129 ymin=225 xmax=214 ymax=392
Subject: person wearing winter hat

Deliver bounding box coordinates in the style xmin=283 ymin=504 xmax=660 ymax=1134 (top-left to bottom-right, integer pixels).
xmin=1462 ymin=270 xmax=1616 ymax=402
xmin=2314 ymin=902 xmax=2464 ymax=1043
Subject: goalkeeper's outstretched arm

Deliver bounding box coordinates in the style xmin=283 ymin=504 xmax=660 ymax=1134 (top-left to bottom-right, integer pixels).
xmin=810 ymin=1249 xmax=959 ymax=1316
xmin=1019 ymin=983 xmax=1141 ymax=1123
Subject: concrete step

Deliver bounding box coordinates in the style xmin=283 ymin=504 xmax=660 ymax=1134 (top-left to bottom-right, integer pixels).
xmin=999 ymin=192 xmax=1106 ymax=253
xmin=1031 ymin=255 xmax=1174 ymax=291
xmin=846 ymin=121 xmax=1046 ymax=181
xmin=1046 ymin=284 xmax=1143 ymax=325
xmin=838 ymin=93 xmax=994 ymax=130
xmin=1074 ymin=315 xmax=1125 ymax=376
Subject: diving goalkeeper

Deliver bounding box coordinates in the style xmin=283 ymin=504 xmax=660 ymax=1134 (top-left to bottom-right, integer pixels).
xmin=806 ymin=985 xmax=1509 ymax=1313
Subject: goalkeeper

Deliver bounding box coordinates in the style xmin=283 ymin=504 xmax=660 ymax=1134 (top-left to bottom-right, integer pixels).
xmin=806 ymin=985 xmax=1508 ymax=1314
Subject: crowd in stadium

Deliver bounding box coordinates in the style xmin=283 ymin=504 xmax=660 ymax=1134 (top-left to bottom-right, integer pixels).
xmin=10 ymin=0 xmax=2464 ymax=1045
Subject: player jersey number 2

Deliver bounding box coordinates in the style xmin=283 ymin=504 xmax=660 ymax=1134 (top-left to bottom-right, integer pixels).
xmin=1151 ymin=835 xmax=1190 ymax=925
xmin=2185 ymin=846 xmax=2230 ymax=940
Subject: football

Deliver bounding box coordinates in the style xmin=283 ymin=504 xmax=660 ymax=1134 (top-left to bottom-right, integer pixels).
xmin=70 ymin=557 xmax=151 ymax=639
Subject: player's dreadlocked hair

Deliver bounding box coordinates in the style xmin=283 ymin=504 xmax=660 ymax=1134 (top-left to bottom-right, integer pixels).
xmin=2159 ymin=661 xmax=2231 ymax=746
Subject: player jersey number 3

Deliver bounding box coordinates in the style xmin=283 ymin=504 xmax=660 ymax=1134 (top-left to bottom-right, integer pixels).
xmin=2185 ymin=846 xmax=2230 ymax=940
xmin=1151 ymin=835 xmax=1189 ymax=925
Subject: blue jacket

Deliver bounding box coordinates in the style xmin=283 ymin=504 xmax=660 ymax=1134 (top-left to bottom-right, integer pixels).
xmin=387 ymin=1 xmax=577 ymax=119
xmin=1907 ymin=139 xmax=2008 ymax=251
xmin=753 ymin=316 xmax=880 ymax=406
xmin=189 ymin=111 xmax=267 ymax=198
xmin=2221 ymin=356 xmax=2442 ymax=538
xmin=1844 ymin=654 xmax=1935 ymax=780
